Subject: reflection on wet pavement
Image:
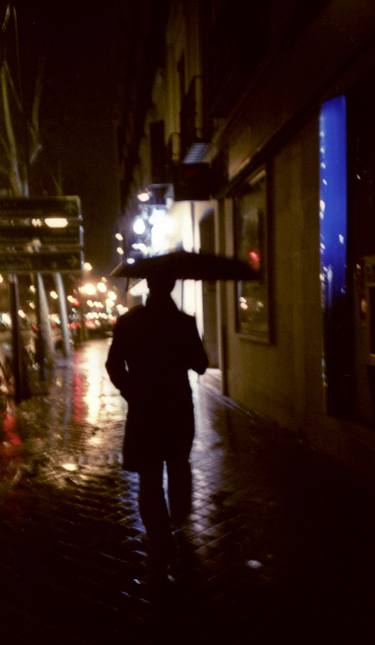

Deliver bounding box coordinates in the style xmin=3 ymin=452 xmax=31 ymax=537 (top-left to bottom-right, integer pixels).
xmin=0 ymin=339 xmax=375 ymax=644
xmin=1 ymin=341 xmax=127 ymax=490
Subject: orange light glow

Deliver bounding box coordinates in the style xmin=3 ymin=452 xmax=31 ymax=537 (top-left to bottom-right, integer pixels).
xmin=248 ymin=250 xmax=261 ymax=271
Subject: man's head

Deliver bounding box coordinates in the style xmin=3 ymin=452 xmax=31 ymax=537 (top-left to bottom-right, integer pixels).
xmin=146 ymin=273 xmax=176 ymax=298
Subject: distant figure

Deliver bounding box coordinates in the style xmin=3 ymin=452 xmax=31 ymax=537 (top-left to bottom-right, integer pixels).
xmin=105 ymin=273 xmax=208 ymax=580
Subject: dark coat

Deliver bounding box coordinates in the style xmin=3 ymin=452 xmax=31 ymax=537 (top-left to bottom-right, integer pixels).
xmin=105 ymin=297 xmax=208 ymax=471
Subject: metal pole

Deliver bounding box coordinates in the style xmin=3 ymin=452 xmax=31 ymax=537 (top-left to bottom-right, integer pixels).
xmin=35 ymin=272 xmax=46 ymax=381
xmin=79 ymin=295 xmax=88 ymax=342
xmin=35 ymin=272 xmax=54 ymax=380
xmin=54 ymin=272 xmax=71 ymax=357
xmin=8 ymin=272 xmax=24 ymax=402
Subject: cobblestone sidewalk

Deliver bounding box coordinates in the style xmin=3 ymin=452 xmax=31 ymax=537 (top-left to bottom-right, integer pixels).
xmin=0 ymin=339 xmax=374 ymax=644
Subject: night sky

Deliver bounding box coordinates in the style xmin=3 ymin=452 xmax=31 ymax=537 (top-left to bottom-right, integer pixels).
xmin=12 ymin=2 xmax=133 ymax=275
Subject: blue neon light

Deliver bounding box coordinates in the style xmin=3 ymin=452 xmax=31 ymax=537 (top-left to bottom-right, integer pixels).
xmin=319 ymin=95 xmax=347 ymax=311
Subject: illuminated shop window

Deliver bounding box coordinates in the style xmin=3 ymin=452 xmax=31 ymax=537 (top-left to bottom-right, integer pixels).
xmin=234 ymin=167 xmax=271 ymax=342
xmin=319 ymin=95 xmax=347 ymax=311
xmin=319 ymin=95 xmax=349 ymax=413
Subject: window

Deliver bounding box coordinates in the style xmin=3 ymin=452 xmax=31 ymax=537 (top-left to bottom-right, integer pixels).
xmin=234 ymin=167 xmax=271 ymax=341
xmin=319 ymin=95 xmax=349 ymax=415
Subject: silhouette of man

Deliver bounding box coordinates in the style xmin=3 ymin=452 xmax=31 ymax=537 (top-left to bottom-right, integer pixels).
xmin=105 ymin=273 xmax=208 ymax=579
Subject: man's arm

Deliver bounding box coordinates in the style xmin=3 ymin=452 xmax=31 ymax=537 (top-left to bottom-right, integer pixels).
xmin=105 ymin=319 xmax=130 ymax=400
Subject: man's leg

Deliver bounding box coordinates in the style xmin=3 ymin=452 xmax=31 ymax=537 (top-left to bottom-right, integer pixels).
xmin=138 ymin=463 xmax=174 ymax=574
xmin=166 ymin=457 xmax=192 ymax=526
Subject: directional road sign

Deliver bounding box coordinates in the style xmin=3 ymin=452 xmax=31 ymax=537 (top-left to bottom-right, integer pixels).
xmin=0 ymin=196 xmax=84 ymax=273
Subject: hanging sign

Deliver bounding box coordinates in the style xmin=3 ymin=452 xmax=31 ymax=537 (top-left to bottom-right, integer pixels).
xmin=0 ymin=196 xmax=84 ymax=273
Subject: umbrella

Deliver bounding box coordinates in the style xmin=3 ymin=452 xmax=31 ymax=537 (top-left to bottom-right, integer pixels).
xmin=109 ymin=250 xmax=260 ymax=281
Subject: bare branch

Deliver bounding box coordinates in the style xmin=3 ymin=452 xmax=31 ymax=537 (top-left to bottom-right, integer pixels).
xmin=0 ymin=63 xmax=23 ymax=195
xmin=3 ymin=60 xmax=23 ymax=112
xmin=0 ymin=131 xmax=11 ymax=156
xmin=1 ymin=4 xmax=11 ymax=34
xmin=28 ymin=58 xmax=45 ymax=164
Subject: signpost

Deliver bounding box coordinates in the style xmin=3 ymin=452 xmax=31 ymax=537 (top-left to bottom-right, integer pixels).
xmin=0 ymin=196 xmax=84 ymax=399
xmin=0 ymin=196 xmax=84 ymax=273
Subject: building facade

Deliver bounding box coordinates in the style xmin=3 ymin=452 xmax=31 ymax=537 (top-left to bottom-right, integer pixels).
xmin=116 ymin=0 xmax=375 ymax=476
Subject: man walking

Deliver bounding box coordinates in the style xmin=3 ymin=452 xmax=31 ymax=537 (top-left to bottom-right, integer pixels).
xmin=105 ymin=273 xmax=208 ymax=582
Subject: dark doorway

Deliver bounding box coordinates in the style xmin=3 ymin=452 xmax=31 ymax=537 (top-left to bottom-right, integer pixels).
xmin=200 ymin=210 xmax=219 ymax=368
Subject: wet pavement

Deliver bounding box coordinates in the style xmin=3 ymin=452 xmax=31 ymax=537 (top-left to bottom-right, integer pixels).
xmin=0 ymin=339 xmax=375 ymax=644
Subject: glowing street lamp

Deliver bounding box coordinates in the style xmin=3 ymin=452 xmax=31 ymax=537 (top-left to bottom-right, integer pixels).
xmin=133 ymin=217 xmax=146 ymax=235
xmin=116 ymin=304 xmax=129 ymax=315
xmin=80 ymin=283 xmax=97 ymax=296
xmin=137 ymin=189 xmax=150 ymax=203
xmin=132 ymin=242 xmax=149 ymax=254
xmin=97 ymin=281 xmax=107 ymax=293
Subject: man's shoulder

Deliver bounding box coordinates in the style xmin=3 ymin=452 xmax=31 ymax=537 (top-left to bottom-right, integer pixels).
xmin=116 ymin=305 xmax=145 ymax=327
xmin=179 ymin=310 xmax=194 ymax=321
xmin=176 ymin=309 xmax=197 ymax=328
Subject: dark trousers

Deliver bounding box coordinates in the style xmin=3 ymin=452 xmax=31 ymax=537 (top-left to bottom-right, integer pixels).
xmin=139 ymin=457 xmax=192 ymax=567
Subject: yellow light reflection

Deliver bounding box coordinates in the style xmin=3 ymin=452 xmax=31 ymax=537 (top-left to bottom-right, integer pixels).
xmin=84 ymin=389 xmax=101 ymax=425
xmin=88 ymin=435 xmax=102 ymax=446
xmin=83 ymin=353 xmax=105 ymax=425
xmin=62 ymin=462 xmax=78 ymax=472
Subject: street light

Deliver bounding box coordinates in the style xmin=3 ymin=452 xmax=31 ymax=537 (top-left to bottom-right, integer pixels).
xmin=97 ymin=281 xmax=107 ymax=293
xmin=137 ymin=189 xmax=151 ymax=203
xmin=133 ymin=217 xmax=146 ymax=235
xmin=132 ymin=242 xmax=149 ymax=254
xmin=80 ymin=283 xmax=97 ymax=296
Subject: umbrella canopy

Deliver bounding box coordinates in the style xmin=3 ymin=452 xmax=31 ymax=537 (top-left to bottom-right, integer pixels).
xmin=109 ymin=250 xmax=260 ymax=281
